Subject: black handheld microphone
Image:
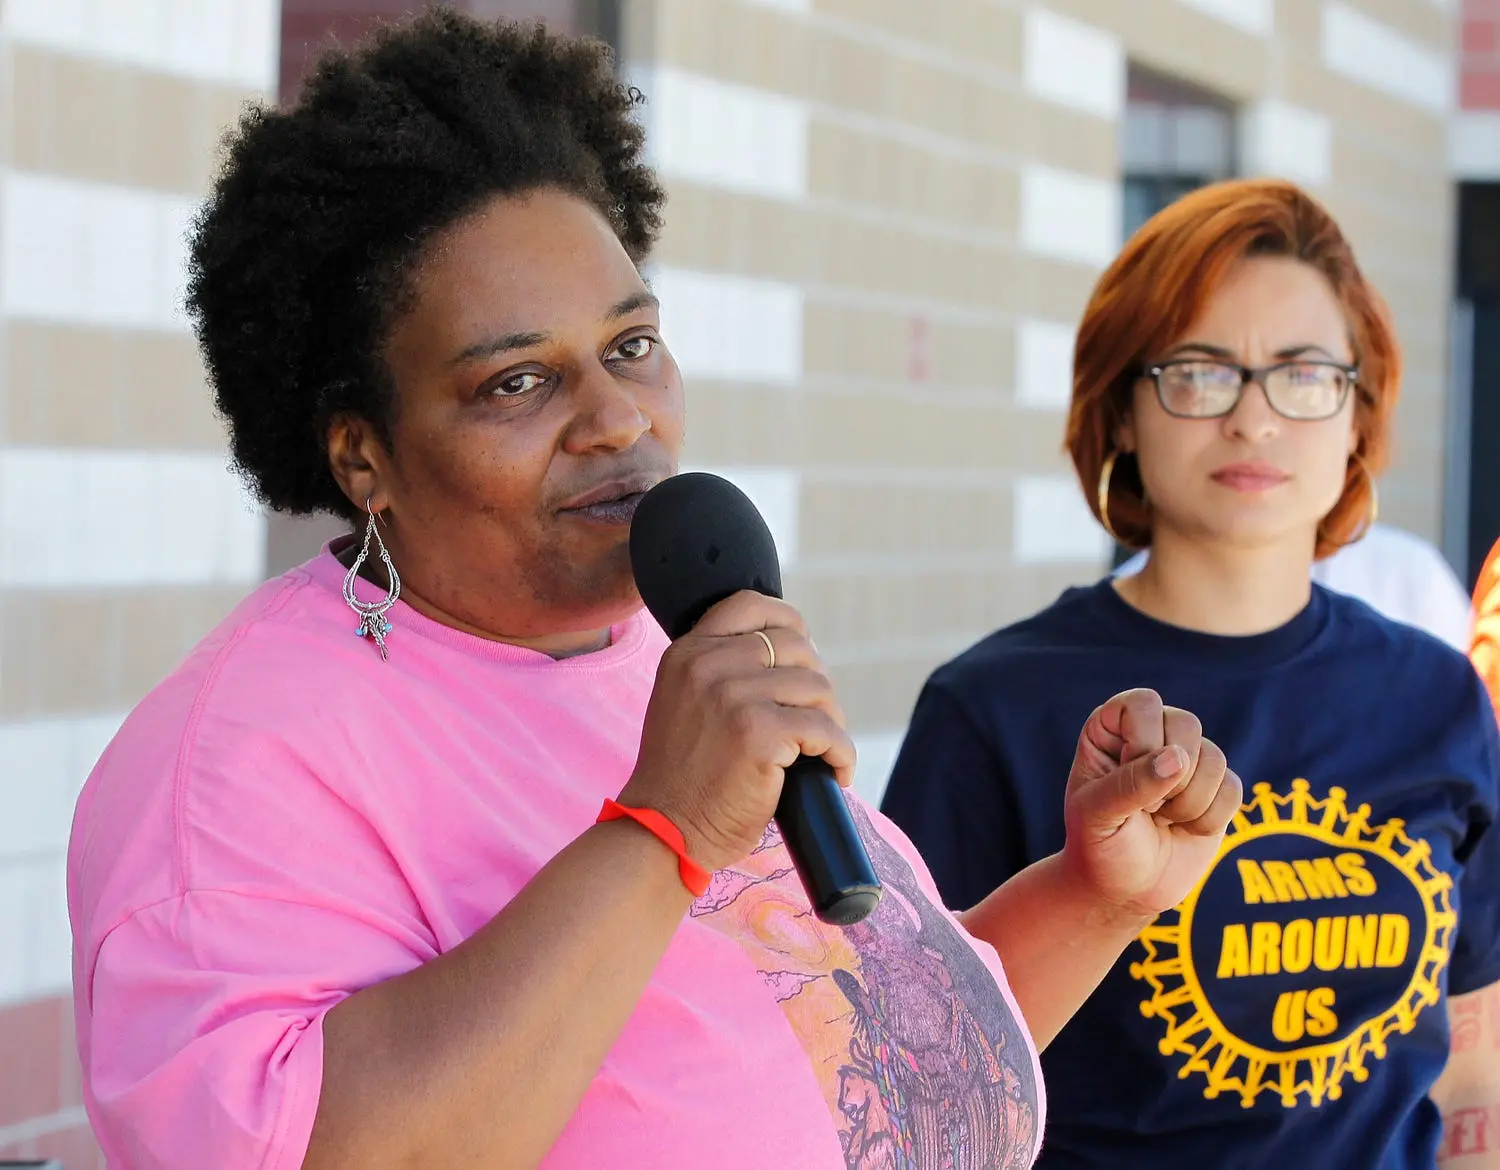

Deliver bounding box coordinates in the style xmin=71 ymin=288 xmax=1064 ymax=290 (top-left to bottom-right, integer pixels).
xmin=629 ymin=472 xmax=883 ymax=926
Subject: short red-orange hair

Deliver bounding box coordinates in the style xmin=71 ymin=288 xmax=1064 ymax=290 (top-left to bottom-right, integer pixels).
xmin=1065 ymin=178 xmax=1400 ymax=557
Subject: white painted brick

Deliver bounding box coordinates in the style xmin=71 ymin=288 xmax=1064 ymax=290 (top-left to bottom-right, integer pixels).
xmin=151 ymin=456 xmax=232 ymax=583
xmin=93 ymin=0 xmax=168 ymax=74
xmin=0 ymin=866 xmax=32 ymax=1004
xmin=163 ymin=0 xmax=237 ymax=86
xmin=77 ymin=452 xmax=149 ymax=584
xmin=0 ymin=172 xmax=201 ymax=333
xmin=0 ymin=723 xmax=72 ymax=861
xmin=28 ymin=857 xmax=73 ymax=997
xmin=0 ymin=714 xmax=122 ymax=1006
xmin=2 ymin=0 xmax=280 ymax=91
xmin=1176 ymin=0 xmax=1275 ymax=36
xmin=1019 ymin=165 xmax=1121 ymax=268
xmin=0 ymin=449 xmax=80 ymax=584
xmin=683 ymin=466 xmax=802 ymax=570
xmin=1022 ymin=10 xmax=1123 ymax=121
xmin=1 ymin=173 xmax=88 ymax=322
xmin=636 ymin=68 xmax=807 ymax=200
xmin=1452 ymin=113 xmax=1500 ymax=180
xmin=0 ymin=856 xmax=76 ymax=1005
xmin=231 ymin=0 xmax=283 ymax=103
xmin=1014 ymin=474 xmax=1111 ymax=564
xmin=1239 ymin=101 xmax=1333 ymax=187
xmin=0 ymin=449 xmax=266 ymax=587
xmin=83 ymin=186 xmax=160 ymax=328
xmin=1015 ymin=319 xmax=1077 ymax=410
xmin=157 ymin=195 xmax=200 ymax=331
xmin=651 ymin=267 xmax=804 ymax=385
xmin=0 ymin=0 xmax=89 ymax=45
xmin=1321 ymin=4 xmax=1452 ymax=114
xmin=853 ymin=728 xmax=906 ymax=806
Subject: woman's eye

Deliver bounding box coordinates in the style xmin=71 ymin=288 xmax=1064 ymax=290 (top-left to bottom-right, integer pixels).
xmin=613 ymin=336 xmax=655 ymax=361
xmin=491 ymin=371 xmax=547 ymax=397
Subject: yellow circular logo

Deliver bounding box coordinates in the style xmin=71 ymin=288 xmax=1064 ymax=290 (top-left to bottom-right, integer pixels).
xmin=1130 ymin=779 xmax=1455 ymax=1108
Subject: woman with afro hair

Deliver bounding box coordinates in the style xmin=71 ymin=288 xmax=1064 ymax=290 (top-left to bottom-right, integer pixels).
xmin=67 ymin=12 xmax=1239 ymax=1169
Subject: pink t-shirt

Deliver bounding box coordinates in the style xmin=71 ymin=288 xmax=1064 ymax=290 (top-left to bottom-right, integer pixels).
xmin=69 ymin=548 xmax=1045 ymax=1169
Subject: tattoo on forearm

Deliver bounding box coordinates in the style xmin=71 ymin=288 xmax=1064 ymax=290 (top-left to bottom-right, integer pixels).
xmin=1440 ymin=1106 xmax=1500 ymax=1161
xmin=1439 ymin=987 xmax=1500 ymax=1163
xmin=1450 ymin=985 xmax=1500 ymax=1054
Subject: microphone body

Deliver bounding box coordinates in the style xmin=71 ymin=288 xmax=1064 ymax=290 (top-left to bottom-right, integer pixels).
xmin=630 ymin=472 xmax=883 ymax=926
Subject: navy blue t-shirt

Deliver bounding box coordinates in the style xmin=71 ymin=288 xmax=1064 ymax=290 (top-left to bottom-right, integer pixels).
xmin=881 ymin=581 xmax=1500 ymax=1170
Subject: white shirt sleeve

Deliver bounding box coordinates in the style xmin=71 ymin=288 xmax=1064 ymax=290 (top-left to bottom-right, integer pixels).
xmin=1315 ymin=525 xmax=1474 ymax=651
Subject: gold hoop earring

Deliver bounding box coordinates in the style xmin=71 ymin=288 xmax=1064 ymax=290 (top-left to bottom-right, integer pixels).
xmin=1098 ymin=451 xmax=1121 ymax=542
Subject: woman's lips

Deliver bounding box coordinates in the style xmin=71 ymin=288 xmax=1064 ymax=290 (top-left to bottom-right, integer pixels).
xmin=560 ymin=492 xmax=646 ymax=526
xmin=1210 ymin=464 xmax=1291 ymax=492
xmin=557 ymin=472 xmax=663 ymax=526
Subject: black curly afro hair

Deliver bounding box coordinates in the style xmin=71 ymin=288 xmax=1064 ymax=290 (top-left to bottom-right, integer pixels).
xmin=186 ymin=8 xmax=665 ymax=520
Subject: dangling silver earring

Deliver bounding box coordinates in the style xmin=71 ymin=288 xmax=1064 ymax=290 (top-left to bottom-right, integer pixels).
xmin=342 ymin=497 xmax=401 ymax=661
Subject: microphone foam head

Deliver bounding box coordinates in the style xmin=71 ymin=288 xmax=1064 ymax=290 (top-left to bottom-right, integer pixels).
xmin=629 ymin=472 xmax=784 ymax=639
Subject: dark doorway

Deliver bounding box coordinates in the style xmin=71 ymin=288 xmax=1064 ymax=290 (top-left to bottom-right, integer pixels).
xmin=280 ymin=0 xmax=621 ymax=104
xmin=1459 ymin=183 xmax=1500 ymax=587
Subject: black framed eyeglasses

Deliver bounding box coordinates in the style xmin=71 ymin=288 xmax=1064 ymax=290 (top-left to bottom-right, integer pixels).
xmin=1144 ymin=359 xmax=1358 ymax=421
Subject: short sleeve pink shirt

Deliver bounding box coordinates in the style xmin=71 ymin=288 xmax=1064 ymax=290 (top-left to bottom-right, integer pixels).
xmin=68 ymin=549 xmax=1045 ymax=1169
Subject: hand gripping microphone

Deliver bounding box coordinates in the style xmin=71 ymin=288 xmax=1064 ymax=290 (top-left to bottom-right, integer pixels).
xmin=629 ymin=472 xmax=883 ymax=926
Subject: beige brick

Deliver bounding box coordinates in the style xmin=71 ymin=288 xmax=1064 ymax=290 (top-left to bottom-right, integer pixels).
xmin=8 ymin=45 xmax=258 ymax=195
xmin=810 ymin=563 xmax=1098 ymax=728
xmin=11 ymin=48 xmax=133 ymax=188
xmin=1285 ymin=59 xmax=1444 ymax=163
xmin=652 ymin=0 xmax=1111 ymax=174
xmin=828 ymin=655 xmax=934 ymax=732
xmin=807 ymin=123 xmax=1021 ymax=238
xmin=135 ymin=70 xmax=214 ymax=193
xmin=1331 ymin=138 xmax=1451 ymax=220
xmin=6 ymin=323 xmax=223 ymax=450
xmin=812 ymin=0 xmax=1025 ymax=79
xmin=193 ymin=82 xmax=262 ymax=191
xmin=681 ymin=382 xmax=1070 ymax=475
xmin=119 ymin=333 xmax=227 ymax=450
xmin=6 ymin=322 xmax=121 ymax=446
xmin=798 ymin=479 xmax=1019 ymax=560
xmin=657 ymin=185 xmax=1099 ymax=322
xmin=0 ymin=587 xmax=249 ymax=719
xmin=1042 ymin=0 xmax=1271 ymax=99
xmin=1327 ymin=0 xmax=1451 ymax=52
xmin=0 ymin=591 xmax=117 ymax=713
xmin=803 ymin=302 xmax=1016 ymax=393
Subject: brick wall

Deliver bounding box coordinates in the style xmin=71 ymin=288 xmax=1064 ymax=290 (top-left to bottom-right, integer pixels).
xmin=1457 ymin=0 xmax=1500 ymax=177
xmin=1465 ymin=0 xmax=1500 ymax=109
xmin=0 ymin=0 xmax=281 ymax=1162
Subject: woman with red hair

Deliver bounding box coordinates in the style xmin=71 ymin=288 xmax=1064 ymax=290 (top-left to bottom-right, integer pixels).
xmin=883 ymin=179 xmax=1500 ymax=1169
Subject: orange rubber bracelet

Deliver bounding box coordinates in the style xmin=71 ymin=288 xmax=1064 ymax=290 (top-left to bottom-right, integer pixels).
xmin=597 ymin=799 xmax=713 ymax=897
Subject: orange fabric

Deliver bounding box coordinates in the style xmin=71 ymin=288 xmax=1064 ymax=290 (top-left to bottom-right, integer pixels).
xmin=597 ymin=798 xmax=712 ymax=896
xmin=1471 ymin=536 xmax=1500 ymax=720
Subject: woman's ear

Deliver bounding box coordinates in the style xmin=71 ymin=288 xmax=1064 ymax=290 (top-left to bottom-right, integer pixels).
xmin=327 ymin=413 xmax=392 ymax=515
